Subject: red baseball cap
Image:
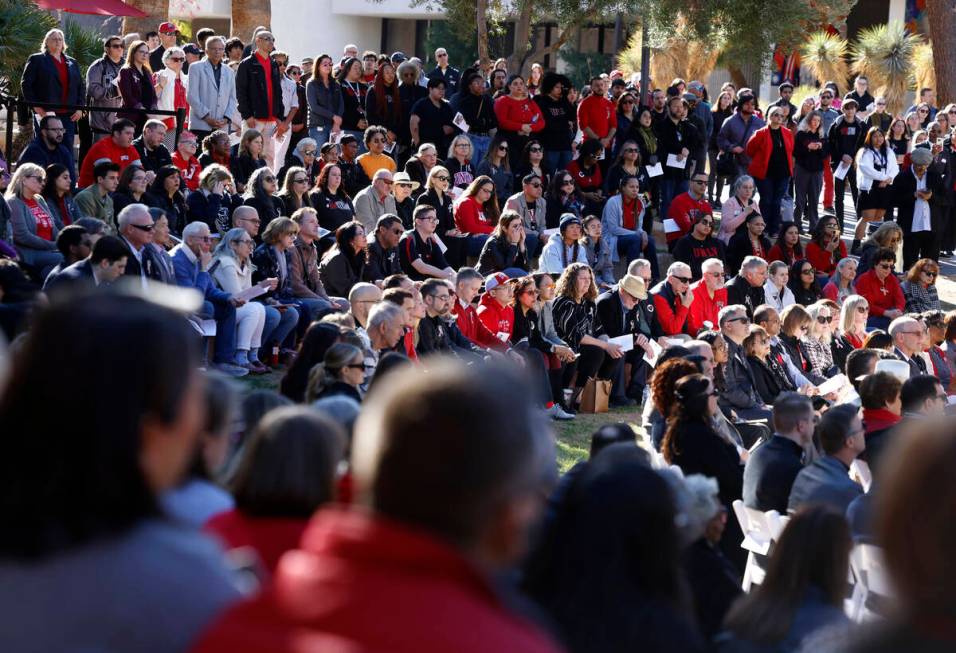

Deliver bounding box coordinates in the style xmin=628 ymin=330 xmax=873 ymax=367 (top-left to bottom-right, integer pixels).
xmin=484 ymin=272 xmax=511 ymax=292
xmin=159 ymin=22 xmax=180 ymax=35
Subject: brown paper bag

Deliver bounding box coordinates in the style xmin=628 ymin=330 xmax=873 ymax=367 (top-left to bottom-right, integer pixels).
xmin=579 ymin=377 xmax=611 ymax=414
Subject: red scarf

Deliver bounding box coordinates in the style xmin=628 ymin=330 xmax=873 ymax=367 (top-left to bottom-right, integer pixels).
xmin=862 ymin=407 xmax=901 ymax=434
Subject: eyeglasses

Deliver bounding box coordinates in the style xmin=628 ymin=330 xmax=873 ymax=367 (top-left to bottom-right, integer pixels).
xmin=691 ymin=179 xmax=708 ymax=185
xmin=416 ymin=215 xmax=438 ymax=222
xmin=435 ymin=176 xmax=450 ymax=182
xmin=816 ymin=315 xmax=833 ymax=324
xmin=169 ymin=57 xmax=185 ymax=62
xmin=455 ymin=143 xmax=469 ymax=149
xmin=130 ymin=223 xmax=154 ymax=231
xmin=238 ymin=238 xmax=254 ymax=244
xmin=673 ymin=276 xmax=692 ymax=284
xmin=344 ymin=363 xmax=365 ymax=370
xmin=108 ymin=43 xmax=124 ymax=49
xmin=878 ymin=263 xmax=894 ymax=270
xmin=302 ymin=150 xmax=316 ymax=156
xmin=855 ymin=306 xmax=868 ymax=314
xmin=522 ymin=289 xmax=539 ymax=296
xmin=263 ymin=176 xmax=276 ymax=182
xmin=562 ymin=180 xmax=575 ymax=186
xmin=239 ymin=217 xmax=261 ymax=224
xmin=26 ymin=174 xmax=44 ymax=181
xmin=727 ymin=316 xmax=751 ymax=325
xmin=529 ymin=146 xmax=543 ymax=152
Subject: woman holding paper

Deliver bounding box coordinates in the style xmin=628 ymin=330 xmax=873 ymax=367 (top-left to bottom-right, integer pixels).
xmin=853 ymin=127 xmax=899 ymax=252
xmin=212 ymin=228 xmax=271 ymax=373
xmin=718 ymin=175 xmax=760 ymax=244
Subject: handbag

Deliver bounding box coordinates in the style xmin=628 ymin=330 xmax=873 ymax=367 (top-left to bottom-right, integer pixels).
xmin=579 ymin=377 xmax=611 ymax=414
xmin=716 ymin=150 xmax=737 ymax=177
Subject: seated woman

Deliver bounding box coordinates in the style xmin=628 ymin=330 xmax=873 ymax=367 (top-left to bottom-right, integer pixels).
xmin=206 ymin=406 xmax=343 ymax=574
xmin=831 ymin=294 xmax=869 ymax=373
xmin=802 ymin=302 xmax=837 ymax=380
xmin=780 ymin=303 xmax=826 ymax=385
xmin=746 ymin=324 xmax=795 ymax=405
xmin=603 ymin=139 xmax=648 ymax=196
xmin=763 ymin=260 xmax=795 ymax=313
xmin=242 ymin=168 xmax=283 ymax=232
xmin=661 ymin=373 xmax=745 ymax=566
xmin=565 ymin=138 xmax=605 ymax=215
xmin=210 ymin=228 xmax=271 ymax=373
xmin=304 ymin=342 xmax=365 ymax=403
xmin=857 ymin=221 xmax=902 ymax=276
xmin=552 ymin=263 xmax=625 ymax=409
xmin=718 ymin=174 xmax=760 ymax=245
xmin=309 ymin=163 xmax=355 ymax=245
xmin=5 ymin=163 xmax=62 ymax=279
xmin=279 ymin=322 xmax=343 ymax=402
xmin=318 ymin=221 xmax=367 ymax=298
xmin=230 ymin=128 xmax=267 ymax=194
xmin=513 ymin=139 xmax=552 ymax=191
xmin=0 ymin=293 xmax=242 ymax=652
xmin=726 ymin=212 xmax=771 ymax=276
xmin=453 ymin=175 xmax=499 ymax=257
xmin=822 ymin=257 xmax=858 ymax=306
xmin=805 ymin=215 xmax=846 ymax=281
xmin=187 ymin=164 xmax=241 ymax=235
xmin=720 ymin=506 xmax=851 ymax=653
xmin=767 ymin=222 xmax=805 ymax=266
xmin=859 ymin=370 xmax=903 ymax=471
xmin=417 ymin=165 xmax=464 ymax=268
xmin=901 ymin=258 xmax=941 ymax=314
xmin=855 ymin=247 xmax=904 ymax=330
xmin=582 ymin=215 xmax=615 ymax=289
xmin=923 ymin=310 xmax=952 ymax=391
xmin=475 ymin=211 xmax=529 ymax=277
xmin=41 ymin=163 xmax=82 ymax=226
xmin=649 ymin=357 xmax=700 ymax=451
xmin=251 ymin=217 xmax=303 ymax=356
xmin=275 ymin=166 xmax=314 ymax=217
xmin=788 ymin=258 xmax=823 ymax=307
xmin=149 ymin=165 xmax=188 ymax=235
xmin=544 ymin=170 xmax=585 ymax=229
xmin=444 ymin=134 xmax=476 ymax=192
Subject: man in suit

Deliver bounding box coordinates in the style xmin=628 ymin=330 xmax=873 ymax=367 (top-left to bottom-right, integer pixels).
xmin=889 ymin=316 xmax=929 ymax=377
xmin=186 ymin=35 xmax=242 ymax=144
xmin=117 ymin=203 xmax=161 ymax=286
xmin=719 ymin=303 xmax=772 ymax=421
xmin=171 ymin=221 xmax=247 ymax=376
xmin=45 ymin=235 xmax=128 ymax=294
xmin=788 ymin=404 xmax=864 ymax=514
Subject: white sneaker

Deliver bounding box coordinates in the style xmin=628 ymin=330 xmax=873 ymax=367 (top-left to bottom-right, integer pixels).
xmin=547 ymin=404 xmax=575 ymax=421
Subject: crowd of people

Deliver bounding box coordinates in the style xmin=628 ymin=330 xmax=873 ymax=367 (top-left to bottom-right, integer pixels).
xmin=2 ymin=20 xmax=956 ymax=653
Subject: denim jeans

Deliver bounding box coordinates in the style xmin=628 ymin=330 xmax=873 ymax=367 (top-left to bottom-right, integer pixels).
xmin=544 ymin=150 xmax=573 ymax=173
xmin=308 ymin=126 xmax=331 ymax=149
xmin=470 ymin=134 xmax=492 ymax=166
xmin=659 ymin=177 xmax=689 ymax=227
xmin=200 ymin=299 xmax=237 ymax=364
xmin=262 ymin=303 xmax=299 ymax=349
xmin=464 ymin=234 xmax=489 ymax=258
xmin=616 ymin=233 xmax=660 ymax=280
xmin=756 ymin=175 xmax=790 ymax=236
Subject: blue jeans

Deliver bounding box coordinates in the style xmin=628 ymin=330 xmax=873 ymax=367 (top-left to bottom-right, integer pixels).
xmin=503 ymin=267 xmax=528 ymax=278
xmin=262 ymin=304 xmax=299 ymax=348
xmin=465 ymin=234 xmax=489 ymax=258
xmin=470 ymin=134 xmax=492 ymax=166
xmin=659 ymin=177 xmax=689 ymax=228
xmin=201 ymin=300 xmax=237 ymax=365
xmin=756 ymin=175 xmax=790 ymax=236
xmin=308 ymin=126 xmax=331 ymax=149
xmin=867 ymin=315 xmax=892 ymax=331
xmin=617 ymin=233 xmax=660 ymax=281
xmin=294 ymin=296 xmax=335 ymax=321
xmin=544 ymin=150 xmax=573 ymax=173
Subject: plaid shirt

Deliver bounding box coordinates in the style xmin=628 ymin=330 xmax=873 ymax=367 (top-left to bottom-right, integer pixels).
xmin=901 ymin=280 xmax=940 ymax=314
xmin=801 ymin=335 xmax=834 ymax=379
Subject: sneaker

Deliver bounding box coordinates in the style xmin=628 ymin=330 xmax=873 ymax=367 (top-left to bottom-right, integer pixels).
xmin=547 ymin=404 xmax=575 ymax=421
xmin=212 ymin=362 xmax=250 ymax=377
xmin=609 ymin=396 xmax=637 ymax=408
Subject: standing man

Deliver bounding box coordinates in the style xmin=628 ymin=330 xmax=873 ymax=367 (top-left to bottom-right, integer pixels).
xmin=270 ymin=50 xmax=299 ymax=168
xmin=428 ymin=47 xmax=460 ymax=95
xmin=410 ymin=78 xmax=456 ymax=154
xmin=767 ymin=82 xmax=797 ymax=126
xmin=187 ymin=35 xmax=242 ymax=144
xmin=827 ymin=96 xmax=864 ymax=233
xmin=236 ymin=31 xmax=285 ymax=170
xmin=577 ymin=77 xmax=617 ymax=160
xmin=817 ymin=88 xmax=842 ymax=211
xmin=149 ymin=22 xmax=179 ymax=72
xmin=716 ymin=93 xmax=765 ymax=182
xmin=86 ymin=35 xmax=125 ymax=144
xmin=657 ymin=96 xmax=700 ymax=222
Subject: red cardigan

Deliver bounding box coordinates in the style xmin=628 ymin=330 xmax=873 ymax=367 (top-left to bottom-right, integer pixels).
xmin=854 ymin=269 xmax=904 ymax=317
xmin=746 ymin=126 xmax=794 ymax=179
xmin=806 ymin=240 xmax=847 ymax=276
xmin=493 ymin=95 xmax=545 ymax=133
xmin=453 ymin=196 xmax=495 ymax=234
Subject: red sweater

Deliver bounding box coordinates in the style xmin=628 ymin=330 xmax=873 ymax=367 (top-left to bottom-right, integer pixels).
xmin=476 ymin=293 xmax=514 ymax=339
xmin=493 ymin=95 xmax=545 ymax=133
xmin=666 ymin=193 xmax=713 ymax=244
xmin=805 ymin=240 xmax=846 ymax=276
xmin=854 ymin=269 xmax=904 ymax=317
xmin=191 ymin=509 xmax=563 ymax=653
xmin=687 ymin=282 xmax=728 ymax=336
xmin=454 ymin=196 xmax=495 ymax=234
xmin=172 ymin=152 xmax=202 ymax=191
xmin=205 ymin=510 xmax=308 ymax=574
xmin=650 ymin=280 xmax=690 ymax=335
xmin=577 ymin=95 xmax=617 ymax=139
xmin=79 ymin=138 xmax=141 ymax=187
xmin=453 ymin=300 xmax=506 ymax=350
xmin=745 ymin=125 xmax=794 ymax=179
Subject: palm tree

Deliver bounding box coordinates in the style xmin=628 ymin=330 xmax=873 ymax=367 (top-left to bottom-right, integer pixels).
xmin=800 ymin=31 xmax=849 ymax=95
xmin=926 ymin=1 xmax=956 ymax=105
xmin=122 ymin=0 xmax=168 ymax=42
xmin=231 ymin=0 xmax=271 ymax=45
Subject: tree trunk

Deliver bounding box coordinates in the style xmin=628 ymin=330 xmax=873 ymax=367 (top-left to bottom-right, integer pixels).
xmin=509 ymin=0 xmax=534 ymax=74
xmin=123 ymin=0 xmax=169 ymax=41
xmin=926 ymin=0 xmax=956 ymax=106
xmin=728 ymin=64 xmax=749 ymax=90
xmin=232 ymin=0 xmax=272 ymax=44
xmin=476 ymin=0 xmax=490 ymax=70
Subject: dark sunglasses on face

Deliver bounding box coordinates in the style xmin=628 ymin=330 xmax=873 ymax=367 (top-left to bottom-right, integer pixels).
xmin=390 ymin=228 xmax=404 ymax=235
xmin=801 ymin=268 xmax=814 ymax=275
xmin=699 ymin=220 xmax=714 ymax=227
xmin=169 ymin=57 xmax=185 ymax=62
xmin=727 ymin=316 xmax=750 ymax=324
xmin=263 ymin=176 xmax=276 ymax=182
xmin=856 ymin=306 xmax=868 ymax=313
xmin=498 ymin=145 xmax=508 ymax=151
xmin=673 ymin=276 xmax=692 ymax=284
xmin=623 ymin=148 xmax=638 ymax=153
xmin=878 ymin=263 xmax=894 ymax=270
xmin=529 ymin=182 xmax=542 ymax=188
xmin=816 ymin=315 xmax=833 ymax=324
xmin=130 ymin=223 xmax=154 ymax=231
xmin=923 ymin=270 xmax=938 ymax=278
xmin=529 ymin=146 xmax=543 ymax=152
xmin=435 ymin=175 xmax=450 ymax=182
xmin=562 ymin=179 xmax=574 ymax=185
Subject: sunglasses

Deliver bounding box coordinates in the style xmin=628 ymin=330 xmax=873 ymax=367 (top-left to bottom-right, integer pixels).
xmin=821 ymin=94 xmax=833 ymax=99
xmin=263 ymin=176 xmax=276 ymax=182
xmin=344 ymin=363 xmax=365 ymax=370
xmin=699 ymin=220 xmax=714 ymax=227
xmin=302 ymin=150 xmax=316 ymax=156
xmin=855 ymin=306 xmax=868 ymax=314
xmin=878 ymin=263 xmax=894 ymax=270
xmin=289 ymin=69 xmax=302 ymax=76
xmin=498 ymin=145 xmax=509 ymax=151
xmin=380 ymin=179 xmax=394 ymax=185
xmin=691 ymin=179 xmax=708 ymax=184
xmin=130 ymin=223 xmax=154 ymax=231
xmin=169 ymin=57 xmax=185 ymax=62
xmin=623 ymin=148 xmax=638 ymax=153
xmin=801 ymin=268 xmax=814 ymax=275
xmin=528 ymin=182 xmax=542 ymax=188
xmin=529 ymin=146 xmax=543 ymax=152
xmin=108 ymin=43 xmax=124 ymax=49
xmin=435 ymin=175 xmax=450 ymax=182
xmin=923 ymin=270 xmax=939 ymax=278
xmin=816 ymin=315 xmax=833 ymax=324
xmin=292 ymin=177 xmax=308 ymax=184
xmin=562 ymin=179 xmax=574 ymax=185
xmin=673 ymin=276 xmax=692 ymax=284
xmin=522 ymin=289 xmax=539 ymax=296
xmin=390 ymin=228 xmax=404 ymax=235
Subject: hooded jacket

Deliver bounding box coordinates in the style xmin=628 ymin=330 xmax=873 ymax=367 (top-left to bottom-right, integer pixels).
xmin=477 ymin=293 xmax=515 ymax=340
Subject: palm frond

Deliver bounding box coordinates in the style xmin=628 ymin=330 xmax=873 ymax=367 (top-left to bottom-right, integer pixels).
xmin=800 ymin=31 xmax=849 ymax=95
xmin=62 ymin=18 xmax=108 ymax=80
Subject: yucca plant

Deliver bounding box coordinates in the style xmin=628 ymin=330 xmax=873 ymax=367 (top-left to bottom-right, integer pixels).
xmin=911 ymin=40 xmax=935 ymax=98
xmin=800 ymin=31 xmax=849 ymax=95
xmin=851 ymin=22 xmax=920 ymax=115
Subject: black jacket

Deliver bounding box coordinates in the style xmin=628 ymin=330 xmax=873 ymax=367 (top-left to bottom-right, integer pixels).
xmin=725 ymin=233 xmax=772 ymax=278
xmin=475 ymin=234 xmax=527 ymax=276
xmin=363 ymin=239 xmax=401 ymax=283
xmin=748 ymin=355 xmax=788 ymax=405
xmin=511 ymin=306 xmax=551 ymax=353
xmin=416 ymin=313 xmax=483 ymax=359
xmin=654 ymin=117 xmax=700 ymax=180
xmin=416 ymin=188 xmax=455 ymax=235
xmin=132 ymin=136 xmax=173 ymax=173
xmin=826 ymin=115 xmax=865 ymax=166
xmin=318 ymin=248 xmax=365 ymax=297
xmin=793 ymin=129 xmax=828 ymax=172
xmin=243 ymin=195 xmax=283 ymax=231
xmin=454 ymin=91 xmax=498 ymax=135
xmin=310 ymin=189 xmax=355 ymax=232
xmin=337 ymin=160 xmax=370 ymax=198
xmin=236 ymin=53 xmax=285 ymax=121
xmin=229 ymin=148 xmax=267 ymax=190
xmin=724 ymin=274 xmax=765 ymax=318
xmin=535 ymin=95 xmax=576 ymax=152
xmin=365 ymin=86 xmax=403 ymax=136
xmin=186 ymin=190 xmax=240 ymax=234
xmin=251 ymin=243 xmax=294 ymax=301
xmin=594 ymin=289 xmax=635 ymax=339
xmin=742 ymin=434 xmax=805 ymax=512
xmin=427 ymin=66 xmax=461 ymax=94
xmin=667 ymin=419 xmax=744 ymax=508
xmin=893 ymin=166 xmax=945 ymax=233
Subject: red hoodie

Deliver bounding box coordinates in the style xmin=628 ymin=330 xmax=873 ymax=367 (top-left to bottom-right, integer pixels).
xmin=477 ymin=293 xmax=514 ymax=341
xmin=454 ymin=196 xmax=495 ymax=234
xmin=453 ymin=299 xmax=506 ymax=350
xmin=191 ymin=508 xmax=563 ymax=653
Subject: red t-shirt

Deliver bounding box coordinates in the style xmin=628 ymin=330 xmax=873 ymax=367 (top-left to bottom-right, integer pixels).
xmin=565 ymin=159 xmax=603 ymax=192
xmin=51 ymin=54 xmax=69 ymax=104
xmin=577 ymin=95 xmax=617 ymax=139
xmin=666 ymin=193 xmax=713 ymax=244
xmin=172 ymin=151 xmax=202 ymax=191
xmin=805 ymin=240 xmax=847 ymax=275
xmin=255 ymin=52 xmax=275 ymax=120
xmin=24 ymin=198 xmax=55 ymax=241
xmin=621 ymin=196 xmax=638 ymax=230
xmin=78 ymin=138 xmax=141 ymax=187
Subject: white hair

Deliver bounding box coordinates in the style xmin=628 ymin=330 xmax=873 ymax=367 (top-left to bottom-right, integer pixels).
xmin=741 ymin=256 xmax=768 ymax=274
xmin=205 ymin=35 xmax=226 ymax=49
xmin=367 ymin=301 xmax=402 ymax=332
xmin=162 ymin=46 xmax=185 ymax=63
xmin=627 ymin=258 xmax=651 ymax=276
xmin=143 ymin=119 xmax=167 ymax=132
xmin=295 ymin=138 xmax=317 ymax=156
xmin=182 ymin=221 xmax=210 ymax=240
xmin=117 ymin=203 xmax=151 ymax=228
xmin=701 ymin=258 xmax=724 ymax=274
xmin=667 ymin=261 xmax=691 ymax=278
xmin=888 ymin=316 xmax=919 ymax=338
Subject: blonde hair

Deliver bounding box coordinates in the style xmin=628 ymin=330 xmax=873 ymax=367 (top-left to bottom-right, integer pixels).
xmin=447 ymin=134 xmax=473 ymax=159
xmin=806 ymin=302 xmax=833 ymax=345
xmin=261 ymin=216 xmax=299 ymax=245
xmin=41 ymin=29 xmax=67 ymax=53
xmin=5 ymin=163 xmax=44 ymax=200
xmin=305 ymin=343 xmax=363 ymax=402
xmin=426 ymin=165 xmax=450 ymax=191
xmin=198 ymin=163 xmax=234 ymax=190
xmin=840 ymin=294 xmax=869 ymax=338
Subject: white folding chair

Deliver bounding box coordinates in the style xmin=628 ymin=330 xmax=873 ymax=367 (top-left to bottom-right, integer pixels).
xmin=848 ymin=543 xmax=894 ymax=622
xmin=732 ymin=500 xmax=786 ymax=592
